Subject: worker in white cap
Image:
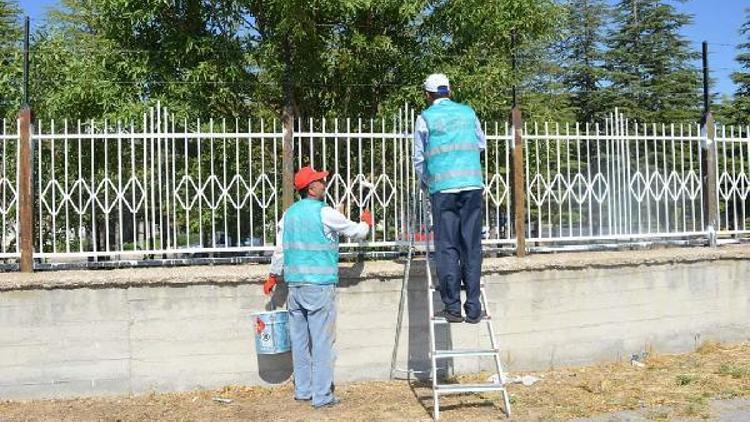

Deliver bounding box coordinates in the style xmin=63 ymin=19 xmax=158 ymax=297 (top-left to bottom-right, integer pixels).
xmin=414 ymin=73 xmax=487 ymax=324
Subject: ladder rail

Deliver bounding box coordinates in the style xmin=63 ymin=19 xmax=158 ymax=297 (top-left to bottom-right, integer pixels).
xmin=480 ymin=286 xmax=512 ymax=417
xmin=389 ymin=218 xmax=414 ymax=379
xmin=422 ymin=193 xmax=440 ymax=420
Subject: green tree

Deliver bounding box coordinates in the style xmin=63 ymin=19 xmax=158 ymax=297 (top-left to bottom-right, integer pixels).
xmin=27 ymin=0 xmax=564 ymax=122
xmin=560 ymin=0 xmax=609 ymax=122
xmin=411 ymin=0 xmax=563 ymax=121
xmin=604 ymin=0 xmax=701 ymax=123
xmin=31 ymin=0 xmax=254 ymax=121
xmin=729 ymin=7 xmax=750 ymax=125
xmin=246 ymin=0 xmax=426 ymax=119
xmin=0 ymin=0 xmax=22 ymax=119
xmin=516 ymin=38 xmax=577 ymax=123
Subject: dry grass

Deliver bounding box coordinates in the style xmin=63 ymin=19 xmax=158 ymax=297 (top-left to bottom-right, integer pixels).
xmin=499 ymin=341 xmax=750 ymax=421
xmin=1 ymin=342 xmax=749 ymax=421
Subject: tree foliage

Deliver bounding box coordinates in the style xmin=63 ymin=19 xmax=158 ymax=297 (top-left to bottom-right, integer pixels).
xmin=728 ymin=7 xmax=750 ymax=125
xmin=27 ymin=0 xmax=253 ymax=121
xmin=0 ymin=0 xmax=22 ymax=119
xmin=4 ymin=0 xmax=565 ymax=122
xmin=1 ymin=0 xmax=742 ymax=125
xmin=560 ymin=0 xmax=609 ymax=122
xmin=604 ymin=0 xmax=701 ymax=123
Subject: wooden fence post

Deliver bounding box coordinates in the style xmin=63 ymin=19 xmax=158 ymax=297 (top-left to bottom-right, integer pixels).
xmin=702 ymin=112 xmax=718 ymax=247
xmin=511 ymin=106 xmax=526 ymax=257
xmin=18 ymin=106 xmax=33 ymax=272
xmin=282 ymin=107 xmax=294 ymax=212
xmin=281 ymin=39 xmax=295 ymax=213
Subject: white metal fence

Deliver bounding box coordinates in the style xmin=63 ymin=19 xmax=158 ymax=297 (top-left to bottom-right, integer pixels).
xmin=0 ymin=106 xmax=748 ymax=266
xmin=524 ymin=110 xmax=708 ymax=244
xmin=33 ymin=108 xmax=283 ymax=259
xmin=717 ymin=125 xmax=750 ymax=236
xmin=0 ymin=119 xmax=19 ymax=259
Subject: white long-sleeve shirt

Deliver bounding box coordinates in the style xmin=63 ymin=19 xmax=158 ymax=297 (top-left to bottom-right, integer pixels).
xmin=269 ymin=205 xmax=370 ymax=276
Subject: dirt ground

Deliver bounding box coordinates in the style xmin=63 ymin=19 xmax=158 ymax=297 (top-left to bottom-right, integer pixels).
xmin=1 ymin=342 xmax=749 ymax=422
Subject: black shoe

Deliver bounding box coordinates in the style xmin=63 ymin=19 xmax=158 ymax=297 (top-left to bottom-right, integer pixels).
xmin=294 ymin=396 xmax=311 ymax=402
xmin=464 ymin=312 xmax=485 ymax=324
xmin=437 ymin=310 xmax=464 ymax=323
xmin=314 ymin=397 xmax=340 ymax=409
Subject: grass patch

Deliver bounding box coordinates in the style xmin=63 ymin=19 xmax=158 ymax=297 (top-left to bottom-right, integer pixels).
xmin=676 ymin=374 xmax=698 ymax=386
xmin=2 ymin=342 xmax=750 ymax=422
xmin=718 ymin=364 xmax=750 ymax=379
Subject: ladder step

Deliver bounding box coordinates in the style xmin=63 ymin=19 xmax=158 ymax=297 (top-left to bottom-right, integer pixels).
xmin=432 ymin=314 xmax=491 ymax=324
xmin=435 ymin=383 xmax=507 ymax=394
xmin=434 ymin=348 xmax=499 ymax=358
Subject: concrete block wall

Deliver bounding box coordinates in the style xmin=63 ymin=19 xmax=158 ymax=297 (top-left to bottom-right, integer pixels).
xmin=1 ymin=248 xmax=749 ymax=399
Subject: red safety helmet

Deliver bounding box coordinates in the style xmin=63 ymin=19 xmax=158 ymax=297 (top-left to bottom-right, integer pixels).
xmin=294 ymin=166 xmax=329 ymax=191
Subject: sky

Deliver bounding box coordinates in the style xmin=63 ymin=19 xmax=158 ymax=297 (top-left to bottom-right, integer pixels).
xmin=16 ymin=0 xmax=749 ymax=97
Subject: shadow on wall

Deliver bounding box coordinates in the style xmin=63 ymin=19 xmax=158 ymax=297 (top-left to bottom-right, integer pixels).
xmin=254 ymin=259 xmax=368 ymax=385
xmin=256 ymin=281 xmax=293 ymax=384
xmin=408 ymin=260 xmax=454 ymax=380
xmin=252 ymin=258 xmax=453 ymax=384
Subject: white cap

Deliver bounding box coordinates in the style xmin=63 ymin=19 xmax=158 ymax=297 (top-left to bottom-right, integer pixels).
xmin=423 ymin=73 xmax=450 ymax=93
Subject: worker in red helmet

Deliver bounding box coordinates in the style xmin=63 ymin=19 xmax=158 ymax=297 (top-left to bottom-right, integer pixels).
xmin=263 ymin=166 xmax=373 ymax=408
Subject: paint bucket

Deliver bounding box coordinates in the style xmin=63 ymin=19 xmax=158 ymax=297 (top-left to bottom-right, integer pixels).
xmin=253 ymin=309 xmax=291 ymax=354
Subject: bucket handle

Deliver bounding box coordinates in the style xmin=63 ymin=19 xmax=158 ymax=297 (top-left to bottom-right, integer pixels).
xmin=266 ymin=284 xmax=285 ymax=311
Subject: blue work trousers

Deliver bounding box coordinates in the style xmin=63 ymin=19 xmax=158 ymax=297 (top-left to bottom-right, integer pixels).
xmin=287 ymin=284 xmax=337 ymax=407
xmin=431 ymin=189 xmax=484 ymax=319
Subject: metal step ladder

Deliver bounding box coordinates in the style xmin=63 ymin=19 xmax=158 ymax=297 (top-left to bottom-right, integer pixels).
xmin=390 ymin=192 xmax=511 ymax=420
xmin=424 ymin=239 xmax=512 ymax=420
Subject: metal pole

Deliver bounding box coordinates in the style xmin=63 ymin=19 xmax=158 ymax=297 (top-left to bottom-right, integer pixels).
xmin=23 ymin=16 xmax=29 ymax=106
xmin=702 ymin=41 xmax=709 ymax=115
xmin=511 ymin=31 xmax=517 ymax=108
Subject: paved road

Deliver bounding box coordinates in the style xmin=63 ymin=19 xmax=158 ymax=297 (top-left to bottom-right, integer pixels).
xmin=574 ymin=399 xmax=750 ymax=422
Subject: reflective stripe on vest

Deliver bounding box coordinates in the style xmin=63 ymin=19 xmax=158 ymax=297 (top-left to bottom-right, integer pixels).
xmin=283 ymin=241 xmax=338 ymax=252
xmin=423 ymin=142 xmax=478 ymax=159
xmin=284 ymin=265 xmax=339 ymax=276
xmin=283 ymin=199 xmax=339 ymax=284
xmin=422 ymin=100 xmax=483 ymax=194
xmin=429 ymin=169 xmax=484 ymax=185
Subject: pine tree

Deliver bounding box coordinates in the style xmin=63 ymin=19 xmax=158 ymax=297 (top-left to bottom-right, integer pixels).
xmin=561 ymin=0 xmax=609 ymax=122
xmin=730 ymin=7 xmax=750 ymax=125
xmin=605 ymin=0 xmax=702 ymax=123
xmin=0 ymin=0 xmax=22 ymax=119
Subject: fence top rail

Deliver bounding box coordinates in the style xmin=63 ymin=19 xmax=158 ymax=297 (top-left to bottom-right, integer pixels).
xmin=716 ymin=137 xmax=750 ymax=143
xmin=522 ymin=133 xmax=705 ymax=141
xmin=26 ymin=133 xmax=726 ymax=144
xmin=485 ymin=134 xmax=513 ymax=141
xmin=32 ymin=132 xmax=414 ymax=141
xmin=293 ymin=131 xmax=412 ymax=138
xmin=32 ymin=132 xmax=285 ymax=140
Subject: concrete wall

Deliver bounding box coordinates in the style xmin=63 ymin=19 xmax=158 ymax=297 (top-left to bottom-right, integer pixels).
xmin=1 ymin=248 xmax=749 ymax=400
